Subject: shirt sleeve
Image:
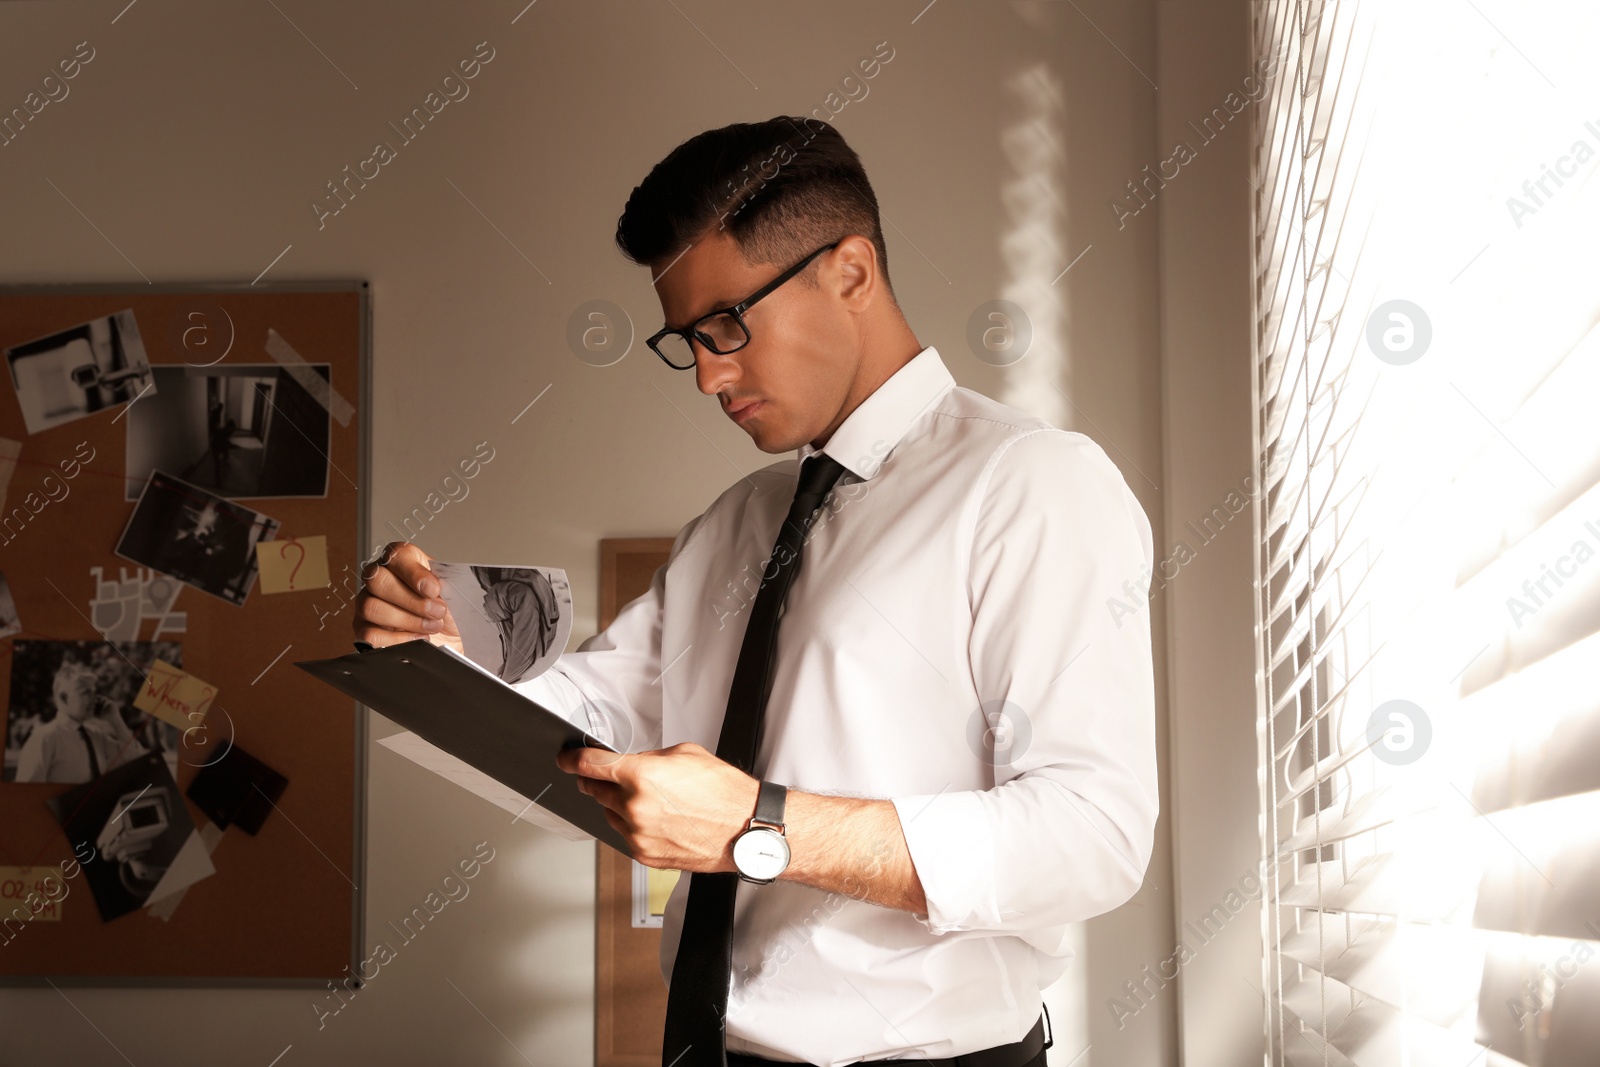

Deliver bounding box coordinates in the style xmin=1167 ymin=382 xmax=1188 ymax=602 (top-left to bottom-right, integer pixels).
xmin=511 ymin=511 xmax=706 ymax=753
xmin=890 ymin=428 xmax=1159 ymax=942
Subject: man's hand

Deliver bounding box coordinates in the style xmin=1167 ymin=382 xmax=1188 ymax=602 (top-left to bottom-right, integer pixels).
xmin=556 ymin=742 xmax=758 ymax=873
xmin=89 ymin=699 xmax=135 ymax=745
xmin=353 ymin=541 xmax=462 ymax=654
xmin=560 ymin=742 xmax=930 ymax=913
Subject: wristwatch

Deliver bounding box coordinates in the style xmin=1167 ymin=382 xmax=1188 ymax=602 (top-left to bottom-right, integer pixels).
xmin=732 ymin=780 xmax=789 ymax=885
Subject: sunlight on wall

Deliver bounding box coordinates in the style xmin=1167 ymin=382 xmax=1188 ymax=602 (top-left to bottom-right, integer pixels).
xmin=996 ymin=61 xmax=1071 ymax=432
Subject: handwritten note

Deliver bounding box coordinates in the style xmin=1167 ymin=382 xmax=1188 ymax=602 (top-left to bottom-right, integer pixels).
xmin=134 ymin=659 xmax=217 ymax=729
xmin=0 ymin=867 xmax=65 ymax=921
xmin=256 ymin=535 xmax=330 ymax=593
xmin=647 ymin=867 xmax=679 ymax=916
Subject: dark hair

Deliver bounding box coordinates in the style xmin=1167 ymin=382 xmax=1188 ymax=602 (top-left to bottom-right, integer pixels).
xmin=615 ymin=115 xmax=893 ymax=297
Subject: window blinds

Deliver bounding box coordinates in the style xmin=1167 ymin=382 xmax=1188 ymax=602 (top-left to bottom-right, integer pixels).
xmin=1249 ymin=2 xmax=1600 ymax=1064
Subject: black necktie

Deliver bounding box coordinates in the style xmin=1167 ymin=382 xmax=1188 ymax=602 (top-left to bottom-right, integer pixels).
xmin=662 ymin=452 xmax=847 ymax=1067
xmin=77 ymin=724 xmax=102 ymax=778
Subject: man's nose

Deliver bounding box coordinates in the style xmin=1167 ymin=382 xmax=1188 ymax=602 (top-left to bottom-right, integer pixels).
xmin=693 ymin=345 xmax=739 ymax=396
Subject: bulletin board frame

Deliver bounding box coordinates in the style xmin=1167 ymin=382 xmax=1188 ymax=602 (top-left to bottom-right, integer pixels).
xmin=0 ymin=280 xmax=371 ymax=987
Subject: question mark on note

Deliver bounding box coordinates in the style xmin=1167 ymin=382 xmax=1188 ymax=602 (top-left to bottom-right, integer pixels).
xmin=280 ymin=538 xmax=306 ymax=590
xmin=256 ymin=533 xmax=327 ymax=594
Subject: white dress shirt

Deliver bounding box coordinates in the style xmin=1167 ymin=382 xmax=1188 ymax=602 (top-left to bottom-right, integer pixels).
xmin=14 ymin=714 xmax=145 ymax=783
xmin=516 ymin=345 xmax=1157 ymax=1066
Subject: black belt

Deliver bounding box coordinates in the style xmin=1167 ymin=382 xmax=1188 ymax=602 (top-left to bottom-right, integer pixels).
xmin=727 ymin=1007 xmax=1052 ymax=1067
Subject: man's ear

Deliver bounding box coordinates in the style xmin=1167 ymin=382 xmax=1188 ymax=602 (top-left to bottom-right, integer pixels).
xmin=832 ymin=234 xmax=879 ymax=312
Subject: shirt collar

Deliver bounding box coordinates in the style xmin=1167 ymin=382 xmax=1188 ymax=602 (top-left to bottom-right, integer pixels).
xmin=799 ymin=346 xmax=955 ymax=481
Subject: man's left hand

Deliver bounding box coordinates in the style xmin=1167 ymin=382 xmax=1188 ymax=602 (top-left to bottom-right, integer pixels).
xmin=556 ymin=742 xmax=759 ymax=873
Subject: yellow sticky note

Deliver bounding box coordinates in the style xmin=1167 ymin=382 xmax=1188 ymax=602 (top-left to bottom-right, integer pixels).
xmin=256 ymin=535 xmax=330 ymax=593
xmin=0 ymin=867 xmax=65 ymax=922
xmin=647 ymin=867 xmax=680 ymax=916
xmin=134 ymin=659 xmax=217 ymax=729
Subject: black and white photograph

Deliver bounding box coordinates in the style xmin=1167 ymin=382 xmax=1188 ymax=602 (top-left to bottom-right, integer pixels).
xmin=0 ymin=569 xmax=19 ymax=640
xmin=432 ymin=562 xmax=572 ymax=685
xmin=115 ymin=470 xmax=280 ymax=606
xmin=4 ymin=639 xmax=183 ymax=783
xmin=185 ymin=743 xmax=288 ymax=836
xmin=123 ymin=363 xmax=332 ymax=500
xmin=5 ymin=309 xmax=156 ymax=435
xmin=46 ymin=750 xmax=214 ymax=922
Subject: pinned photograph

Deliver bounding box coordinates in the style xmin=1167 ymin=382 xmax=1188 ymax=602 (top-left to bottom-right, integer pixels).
xmin=47 ymin=750 xmax=215 ymax=922
xmin=185 ymin=744 xmax=288 ymax=835
xmin=5 ymin=309 xmax=156 ymax=434
xmin=115 ymin=471 xmax=280 ymax=606
xmin=123 ymin=364 xmax=332 ymax=500
xmin=0 ymin=569 xmax=20 ymax=640
xmin=4 ymin=640 xmax=183 ymax=783
xmin=431 ymin=563 xmax=573 ymax=685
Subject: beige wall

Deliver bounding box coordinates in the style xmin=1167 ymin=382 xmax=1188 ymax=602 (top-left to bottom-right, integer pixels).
xmin=1153 ymin=4 xmax=1266 ymax=1064
xmin=0 ymin=1 xmax=1254 ymax=1063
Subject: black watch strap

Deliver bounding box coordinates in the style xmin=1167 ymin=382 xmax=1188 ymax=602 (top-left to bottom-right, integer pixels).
xmin=753 ymin=780 xmax=787 ymax=828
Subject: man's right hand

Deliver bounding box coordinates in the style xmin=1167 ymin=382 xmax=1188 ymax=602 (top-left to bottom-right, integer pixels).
xmin=353 ymin=541 xmax=463 ymax=654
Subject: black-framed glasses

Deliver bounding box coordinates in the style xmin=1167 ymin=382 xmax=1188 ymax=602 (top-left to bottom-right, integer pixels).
xmin=647 ymin=240 xmax=841 ymax=370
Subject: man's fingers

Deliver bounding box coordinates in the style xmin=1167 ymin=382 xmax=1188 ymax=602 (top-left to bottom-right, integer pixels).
xmin=360 ymin=564 xmax=445 ymax=624
xmin=355 ymin=592 xmax=444 ymax=637
xmin=565 ymin=747 xmax=628 ymax=783
xmin=385 ymin=542 xmax=441 ymax=599
xmin=587 ymin=748 xmax=630 ymax=782
xmin=351 ymin=618 xmax=428 ymax=648
xmin=361 ymin=541 xmax=441 ymax=598
xmin=580 ymin=779 xmax=621 ymax=808
xmin=360 ymin=540 xmax=396 ymax=576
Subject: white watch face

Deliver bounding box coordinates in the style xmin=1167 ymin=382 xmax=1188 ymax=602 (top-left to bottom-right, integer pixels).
xmin=733 ymin=827 xmax=789 ymax=881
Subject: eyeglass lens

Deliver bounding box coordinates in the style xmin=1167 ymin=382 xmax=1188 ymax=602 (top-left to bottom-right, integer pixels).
xmin=656 ymin=312 xmax=746 ymax=366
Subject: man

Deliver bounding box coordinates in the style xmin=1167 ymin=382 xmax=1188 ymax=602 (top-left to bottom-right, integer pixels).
xmin=209 ymin=413 xmax=237 ymax=488
xmin=15 ymin=655 xmax=145 ymax=783
xmin=355 ymin=115 xmax=1157 ymax=1067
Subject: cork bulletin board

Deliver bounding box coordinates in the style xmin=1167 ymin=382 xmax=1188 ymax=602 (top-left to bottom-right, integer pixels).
xmin=0 ymin=281 xmax=369 ymax=984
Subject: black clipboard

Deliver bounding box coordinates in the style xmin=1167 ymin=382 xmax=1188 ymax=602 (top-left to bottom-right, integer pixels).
xmin=295 ymin=641 xmax=632 ymax=856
